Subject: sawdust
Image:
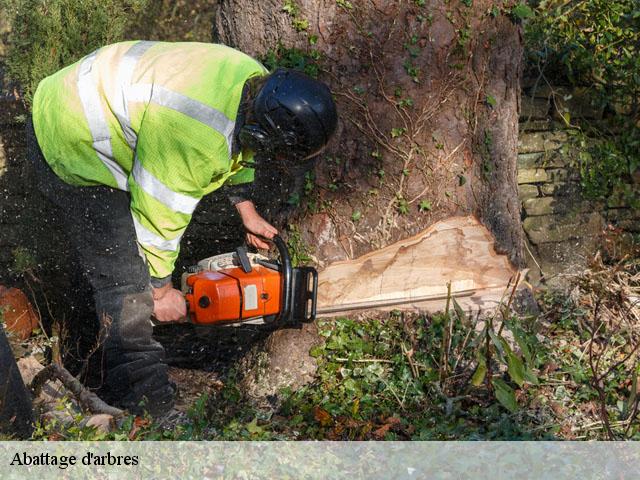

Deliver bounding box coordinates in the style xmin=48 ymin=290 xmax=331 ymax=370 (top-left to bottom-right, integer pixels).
xmin=168 ymin=367 xmax=222 ymax=412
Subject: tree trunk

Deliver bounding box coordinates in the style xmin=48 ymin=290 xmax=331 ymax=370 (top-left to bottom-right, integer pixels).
xmin=212 ymin=0 xmax=524 ymax=400
xmin=214 ymin=0 xmax=524 ymax=265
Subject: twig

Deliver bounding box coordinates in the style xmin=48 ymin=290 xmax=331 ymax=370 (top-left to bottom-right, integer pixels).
xmin=402 ymin=343 xmax=419 ymax=379
xmin=587 ymin=300 xmax=616 ymax=440
xmin=439 ymin=282 xmax=453 ymax=386
xmin=500 ymin=271 xmax=522 ymax=323
xmin=333 ymin=357 xmax=394 ymax=364
xmin=30 ymin=363 xmax=124 ymax=417
xmin=485 ymin=316 xmax=493 ymax=394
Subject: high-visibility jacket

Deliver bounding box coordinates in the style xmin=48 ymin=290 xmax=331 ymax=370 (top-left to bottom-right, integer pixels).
xmin=32 ymin=41 xmax=268 ymax=281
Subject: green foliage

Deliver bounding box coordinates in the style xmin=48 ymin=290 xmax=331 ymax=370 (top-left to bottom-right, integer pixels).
xmin=33 ymin=282 xmax=640 ymax=441
xmin=336 ymin=0 xmax=353 ymax=11
xmin=261 ymin=44 xmax=321 ymax=78
xmin=574 ymin=129 xmax=640 ymax=208
xmin=418 ymin=199 xmax=432 ymax=212
xmin=527 ymin=0 xmax=639 ymax=98
xmin=274 ymin=309 xmax=546 ymax=439
xmin=286 ymin=224 xmax=313 ymax=267
xmin=402 ymin=59 xmax=421 ymax=83
xmin=510 ymin=3 xmax=534 ymax=21
xmin=526 ymin=0 xmax=640 ymax=204
xmin=282 ymin=0 xmax=309 ymax=32
xmin=282 ymin=0 xmax=300 ymax=16
xmin=304 ymin=171 xmax=315 ymax=195
xmin=3 ymin=0 xmax=148 ymax=105
xmin=396 ymin=197 xmax=409 ymax=214
xmin=390 ymin=127 xmax=406 ymax=138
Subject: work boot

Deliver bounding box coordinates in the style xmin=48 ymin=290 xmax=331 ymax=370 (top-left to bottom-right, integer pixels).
xmin=94 ymin=287 xmax=176 ymax=417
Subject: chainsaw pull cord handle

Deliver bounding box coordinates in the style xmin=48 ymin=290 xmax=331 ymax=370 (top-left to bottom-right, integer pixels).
xmin=272 ymin=235 xmax=293 ymax=324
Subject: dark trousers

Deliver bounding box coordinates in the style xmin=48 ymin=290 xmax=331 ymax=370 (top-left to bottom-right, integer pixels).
xmin=26 ymin=119 xmax=174 ymax=415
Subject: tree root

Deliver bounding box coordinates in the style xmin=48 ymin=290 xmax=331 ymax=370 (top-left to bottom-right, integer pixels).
xmin=30 ymin=363 xmax=124 ymax=418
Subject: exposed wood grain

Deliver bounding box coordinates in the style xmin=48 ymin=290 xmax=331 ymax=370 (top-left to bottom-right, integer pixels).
xmin=317 ymin=216 xmax=525 ymax=316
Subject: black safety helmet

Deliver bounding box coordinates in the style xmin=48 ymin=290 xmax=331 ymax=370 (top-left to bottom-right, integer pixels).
xmin=239 ymin=68 xmax=338 ymax=160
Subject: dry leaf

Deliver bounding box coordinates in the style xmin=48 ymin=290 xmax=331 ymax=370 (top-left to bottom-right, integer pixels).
xmin=313 ymin=406 xmax=332 ymax=427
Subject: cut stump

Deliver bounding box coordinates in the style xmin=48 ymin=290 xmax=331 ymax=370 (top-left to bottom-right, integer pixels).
xmin=238 ymin=216 xmax=527 ymax=406
xmin=317 ymin=216 xmax=526 ymax=316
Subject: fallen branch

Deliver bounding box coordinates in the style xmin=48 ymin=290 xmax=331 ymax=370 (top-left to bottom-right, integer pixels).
xmin=333 ymin=357 xmax=394 ymax=364
xmin=30 ymin=363 xmax=124 ymax=418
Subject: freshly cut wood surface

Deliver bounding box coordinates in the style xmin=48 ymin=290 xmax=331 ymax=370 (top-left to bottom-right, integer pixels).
xmin=317 ymin=216 xmax=524 ymax=315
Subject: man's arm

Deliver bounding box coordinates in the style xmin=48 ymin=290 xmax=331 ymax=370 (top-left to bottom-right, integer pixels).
xmin=235 ymin=200 xmax=278 ymax=249
xmin=225 ymin=183 xmax=252 ymax=206
xmin=130 ymin=105 xmax=221 ymax=321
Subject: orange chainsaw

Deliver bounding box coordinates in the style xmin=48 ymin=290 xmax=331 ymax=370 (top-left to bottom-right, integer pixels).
xmin=181 ymin=236 xmax=318 ymax=326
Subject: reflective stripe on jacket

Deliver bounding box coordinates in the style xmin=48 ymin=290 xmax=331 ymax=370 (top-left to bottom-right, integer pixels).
xmin=32 ymin=41 xmax=267 ymax=280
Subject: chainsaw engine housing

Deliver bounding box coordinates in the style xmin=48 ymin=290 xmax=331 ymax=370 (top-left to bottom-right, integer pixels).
xmin=185 ymin=264 xmax=282 ymax=325
xmin=182 ymin=237 xmax=317 ymax=326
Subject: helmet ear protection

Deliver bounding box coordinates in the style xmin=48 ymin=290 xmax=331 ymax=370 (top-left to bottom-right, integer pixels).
xmin=238 ymin=68 xmax=338 ymax=160
xmin=238 ymin=124 xmax=272 ymax=155
xmin=239 ymin=120 xmax=301 ymax=156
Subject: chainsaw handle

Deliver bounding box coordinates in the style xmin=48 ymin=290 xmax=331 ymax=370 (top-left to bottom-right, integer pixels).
xmin=272 ymin=235 xmax=293 ymax=324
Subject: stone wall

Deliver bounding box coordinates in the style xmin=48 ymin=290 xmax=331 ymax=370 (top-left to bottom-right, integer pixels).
xmin=518 ymin=85 xmax=639 ymax=285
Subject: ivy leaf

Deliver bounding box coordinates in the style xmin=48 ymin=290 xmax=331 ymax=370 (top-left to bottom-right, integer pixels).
xmin=309 ymin=345 xmax=324 ymax=358
xmin=492 ymin=378 xmax=518 ymax=412
xmin=391 ymin=127 xmax=407 ymax=138
xmin=314 ymin=406 xmax=333 ymax=426
xmin=486 ymin=94 xmax=497 ymax=107
xmin=419 ymin=199 xmax=432 ymax=212
xmin=246 ymin=417 xmax=263 ymax=435
xmin=336 ymin=0 xmax=353 ymax=10
xmin=511 ymin=3 xmax=533 ymax=20
xmin=397 ymin=198 xmax=409 ymax=214
xmin=287 ymin=193 xmax=301 ymax=206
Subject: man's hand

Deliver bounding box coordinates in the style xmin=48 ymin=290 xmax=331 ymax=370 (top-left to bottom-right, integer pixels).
xmin=235 ymin=200 xmax=278 ymax=249
xmin=152 ymin=283 xmax=187 ymax=322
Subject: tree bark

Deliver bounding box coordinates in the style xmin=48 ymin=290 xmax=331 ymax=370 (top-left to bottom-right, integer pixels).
xmin=213 ymin=0 xmax=524 ymax=266
xmin=211 ymin=0 xmax=525 ymax=400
